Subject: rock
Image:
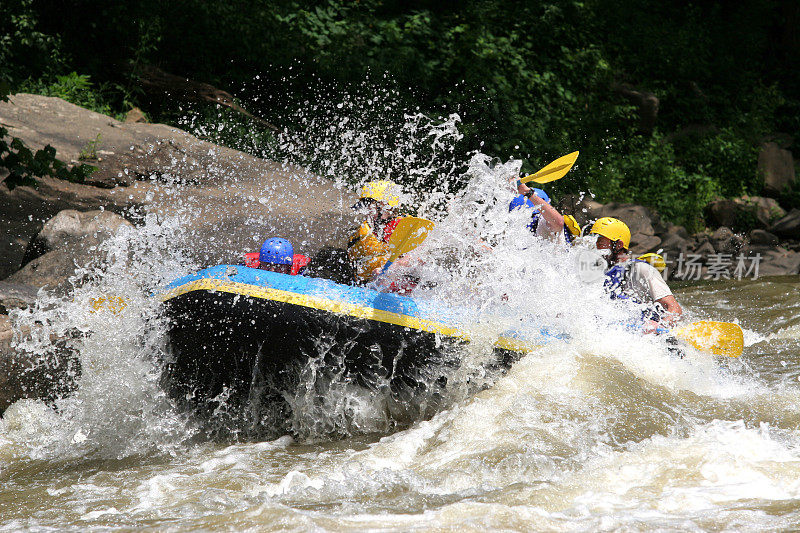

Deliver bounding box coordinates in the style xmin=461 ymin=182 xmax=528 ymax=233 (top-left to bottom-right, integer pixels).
xmin=0 ymin=94 xmax=358 ymax=280
xmin=665 ymin=223 xmax=690 ymax=240
xmin=659 ymin=233 xmax=690 ymax=265
xmin=694 ymin=240 xmax=716 ymax=257
xmin=739 ymin=243 xmax=782 ymax=258
xmin=7 ymin=209 xmax=134 ymax=291
xmin=737 ymin=243 xmax=800 ymax=277
xmin=0 ymin=172 xmax=137 ymax=280
xmin=21 ymin=209 xmax=132 ymax=265
xmin=759 ymin=142 xmax=796 ymax=195
xmin=712 ymin=226 xmax=734 ymax=242
xmin=650 ymin=213 xmax=669 ymax=236
xmin=736 ymin=195 xmax=787 ymax=228
xmin=599 ymin=203 xmax=656 ymax=236
xmin=769 ymin=209 xmax=800 ymax=238
xmin=706 ymin=196 xmax=787 ymax=230
xmin=755 ymin=249 xmax=800 ymax=277
xmin=125 ymin=107 xmax=147 ymax=123
xmin=709 ymin=226 xmax=744 ymax=254
xmin=6 ymin=249 xmax=93 ymax=291
xmin=629 ymin=233 xmax=661 ymax=255
xmin=706 ymin=199 xmax=738 ymax=228
xmin=0 ymin=282 xmax=39 ymax=313
xmin=721 ymin=235 xmax=745 ymax=255
xmin=749 ymin=229 xmax=780 ymax=246
xmin=0 ymin=314 xmax=81 ymax=415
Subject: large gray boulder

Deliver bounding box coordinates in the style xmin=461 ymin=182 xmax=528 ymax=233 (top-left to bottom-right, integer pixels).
xmin=629 ymin=234 xmax=661 ymax=255
xmin=659 ymin=232 xmax=690 ymax=266
xmin=759 ymin=142 xmax=796 ymax=195
xmin=6 ymin=249 xmax=95 ymax=291
xmin=769 ymin=209 xmax=800 ymax=239
xmin=6 ymin=209 xmax=133 ymax=292
xmin=706 ymin=196 xmax=786 ymax=230
xmin=754 ymin=249 xmax=800 ymax=277
xmin=598 ymin=203 xmax=656 ymax=236
xmin=749 ymin=229 xmax=780 ymax=246
xmin=664 ymin=223 xmax=690 ymax=240
xmin=738 ymin=196 xmax=787 ymax=227
xmin=0 ymin=315 xmax=81 ymax=415
xmin=22 ymin=209 xmax=133 ymax=264
xmin=0 ymin=282 xmax=39 ymax=313
xmin=0 ymin=93 xmax=360 ymax=279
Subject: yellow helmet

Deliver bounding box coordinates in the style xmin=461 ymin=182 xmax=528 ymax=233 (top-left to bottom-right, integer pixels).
xmin=638 ymin=253 xmax=667 ymax=273
xmin=359 ymin=180 xmax=401 ymax=207
xmin=590 ymin=217 xmax=631 ymax=249
xmin=563 ymin=215 xmax=581 ymax=237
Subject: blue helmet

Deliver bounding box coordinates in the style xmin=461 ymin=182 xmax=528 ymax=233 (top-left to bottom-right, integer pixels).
xmin=508 ymin=189 xmax=550 ymax=212
xmin=259 ymin=238 xmax=294 ymax=265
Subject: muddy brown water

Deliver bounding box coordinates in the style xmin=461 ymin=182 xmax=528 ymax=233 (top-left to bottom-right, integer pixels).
xmin=1 ymin=276 xmax=799 ymax=531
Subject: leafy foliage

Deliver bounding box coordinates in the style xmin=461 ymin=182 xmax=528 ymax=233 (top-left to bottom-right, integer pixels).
xmin=1 ymin=0 xmax=798 ymax=225
xmin=1 ymin=76 xmax=95 ymax=191
xmin=590 ymin=134 xmax=720 ymax=232
xmin=1 ymin=126 xmax=96 ymax=190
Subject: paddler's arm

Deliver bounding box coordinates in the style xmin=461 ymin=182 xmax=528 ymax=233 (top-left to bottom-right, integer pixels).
xmin=516 ymin=181 xmax=565 ymax=232
xmin=656 ymin=295 xmax=682 ymax=326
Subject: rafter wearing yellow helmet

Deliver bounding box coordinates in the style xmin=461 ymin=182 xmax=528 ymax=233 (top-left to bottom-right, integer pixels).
xmin=590 ymin=216 xmax=683 ymax=330
xmin=589 ymin=217 xmax=631 ymax=250
xmin=348 ymin=180 xmax=405 ymax=283
xmin=359 ymin=180 xmax=401 ymax=207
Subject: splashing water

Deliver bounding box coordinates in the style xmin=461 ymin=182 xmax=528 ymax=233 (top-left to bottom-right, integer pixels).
xmin=2 ymin=81 xmax=800 ymax=530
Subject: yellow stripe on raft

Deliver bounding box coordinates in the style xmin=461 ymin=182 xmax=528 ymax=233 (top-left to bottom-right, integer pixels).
xmin=161 ymin=279 xmax=538 ymax=354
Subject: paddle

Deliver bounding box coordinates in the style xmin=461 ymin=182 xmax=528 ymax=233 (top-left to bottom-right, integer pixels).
xmin=89 ymin=295 xmax=127 ymax=314
xmin=670 ymin=321 xmax=744 ymax=357
xmin=521 ymin=151 xmax=580 ymax=185
xmin=379 ymin=216 xmax=435 ymax=274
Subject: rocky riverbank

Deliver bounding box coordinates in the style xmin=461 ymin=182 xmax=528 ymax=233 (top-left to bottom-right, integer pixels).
xmin=1 ymin=93 xmax=798 ymax=412
xmin=0 ymin=93 xmax=359 ymax=412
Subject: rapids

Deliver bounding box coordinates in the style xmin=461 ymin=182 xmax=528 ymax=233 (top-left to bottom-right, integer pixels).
xmin=2 ymin=98 xmax=800 ymax=530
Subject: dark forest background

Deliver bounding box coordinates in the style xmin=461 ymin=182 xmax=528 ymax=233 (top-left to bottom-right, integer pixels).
xmin=2 ymin=0 xmax=798 ymax=230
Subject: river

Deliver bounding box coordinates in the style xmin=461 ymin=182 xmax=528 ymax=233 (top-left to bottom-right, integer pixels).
xmin=2 ymin=110 xmax=800 ymax=530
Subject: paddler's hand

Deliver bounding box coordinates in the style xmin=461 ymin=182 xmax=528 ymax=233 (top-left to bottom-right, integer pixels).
xmin=510 ymin=177 xmax=531 ymax=196
xmin=642 ymin=320 xmax=661 ymax=335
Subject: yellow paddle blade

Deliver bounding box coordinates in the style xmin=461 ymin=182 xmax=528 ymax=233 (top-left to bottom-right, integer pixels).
xmin=89 ymin=295 xmax=128 ymax=314
xmin=673 ymin=321 xmax=744 ymax=357
xmin=386 ymin=216 xmax=435 ymax=262
xmin=521 ymin=151 xmax=580 ymax=184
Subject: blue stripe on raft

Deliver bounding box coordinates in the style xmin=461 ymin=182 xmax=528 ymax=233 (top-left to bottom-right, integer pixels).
xmin=162 ymin=265 xmax=568 ymax=349
xmin=162 ymin=265 xmax=472 ymax=328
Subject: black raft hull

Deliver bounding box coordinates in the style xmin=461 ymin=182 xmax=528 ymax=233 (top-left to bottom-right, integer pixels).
xmin=161 ymin=266 xmax=525 ymax=431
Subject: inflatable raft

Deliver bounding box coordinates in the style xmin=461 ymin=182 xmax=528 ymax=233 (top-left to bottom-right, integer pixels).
xmin=160 ymin=265 xmax=552 ymax=420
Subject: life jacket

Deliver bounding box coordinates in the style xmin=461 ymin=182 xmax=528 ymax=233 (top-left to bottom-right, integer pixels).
xmin=242 ymin=252 xmax=309 ymax=276
xmin=603 ymin=262 xmax=635 ymax=302
xmin=243 ymin=252 xmax=260 ymax=268
xmin=347 ymin=218 xmax=400 ymax=281
xmin=603 ymin=259 xmax=662 ymax=322
xmin=291 ymin=254 xmax=310 ymax=276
